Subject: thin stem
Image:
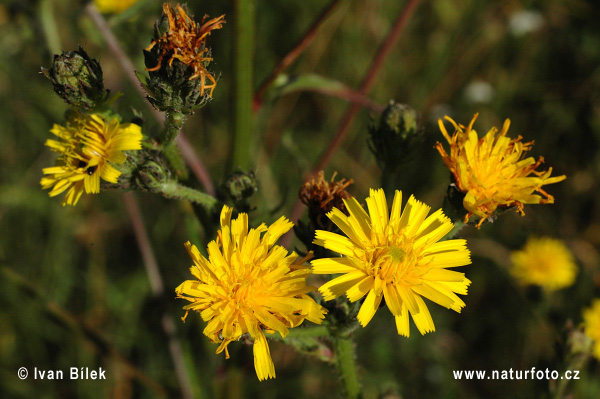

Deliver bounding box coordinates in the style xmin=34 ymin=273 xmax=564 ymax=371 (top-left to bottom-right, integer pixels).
xmin=253 ymin=0 xmax=346 ymax=112
xmin=333 ymin=333 xmax=362 ymax=399
xmin=311 ymin=0 xmax=422 ymax=176
xmin=156 ymin=181 xmax=221 ymax=213
xmin=283 ymin=0 xmax=422 ymax=243
xmin=39 ymin=0 xmax=62 ymax=55
xmin=231 ymin=0 xmax=256 ymax=171
xmin=85 ymin=3 xmax=215 ymax=193
xmin=1 ymin=266 xmax=167 ymax=398
xmin=162 ymin=111 xmax=185 ymax=147
xmin=284 ymin=325 xmax=331 ymax=339
xmin=123 ymin=193 xmax=195 ymax=399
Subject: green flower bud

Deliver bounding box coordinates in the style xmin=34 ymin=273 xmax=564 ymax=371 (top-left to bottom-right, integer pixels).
xmin=222 ymin=171 xmax=257 ymax=212
xmin=135 ymin=154 xmax=173 ymax=192
xmin=368 ymin=101 xmax=420 ymax=172
xmin=42 ymin=46 xmax=106 ymax=109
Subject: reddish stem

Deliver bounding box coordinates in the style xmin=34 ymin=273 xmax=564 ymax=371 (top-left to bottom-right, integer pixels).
xmin=86 ymin=4 xmax=215 ymax=194
xmin=311 ymin=0 xmax=422 ymax=175
xmin=281 ymin=0 xmax=422 ymax=248
xmin=253 ymin=0 xmax=346 ymax=112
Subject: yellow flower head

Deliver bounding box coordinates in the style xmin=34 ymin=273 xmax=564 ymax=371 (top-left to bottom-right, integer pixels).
xmin=41 ymin=112 xmax=142 ymax=206
xmin=146 ymin=3 xmax=225 ymax=97
xmin=94 ymin=0 xmax=138 ymax=14
xmin=312 ymin=189 xmax=471 ymax=337
xmin=435 ymin=114 xmax=566 ymax=228
xmin=176 ymin=206 xmax=327 ymax=381
xmin=510 ymin=237 xmax=577 ymax=291
xmin=583 ymin=299 xmax=600 ymax=359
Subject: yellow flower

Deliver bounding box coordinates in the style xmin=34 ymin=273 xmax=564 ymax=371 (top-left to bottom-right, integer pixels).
xmin=583 ymin=299 xmax=600 ymax=359
xmin=435 ymin=114 xmax=566 ymax=228
xmin=312 ymin=189 xmax=471 ymax=337
xmin=94 ymin=0 xmax=138 ymax=14
xmin=176 ymin=206 xmax=327 ymax=381
xmin=41 ymin=112 xmax=142 ymax=206
xmin=146 ymin=3 xmax=225 ymax=97
xmin=510 ymin=237 xmax=577 ymax=291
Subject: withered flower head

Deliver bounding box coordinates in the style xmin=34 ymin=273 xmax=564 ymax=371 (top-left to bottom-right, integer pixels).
xmin=299 ymin=171 xmax=353 ymax=230
xmin=146 ymin=3 xmax=225 ymax=97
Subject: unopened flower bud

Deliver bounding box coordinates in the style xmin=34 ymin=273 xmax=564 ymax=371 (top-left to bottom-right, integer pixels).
xmin=42 ymin=46 xmax=106 ymax=110
xmin=222 ymin=171 xmax=257 ymax=212
xmin=135 ymin=154 xmax=173 ymax=192
xmin=368 ymin=101 xmax=420 ymax=172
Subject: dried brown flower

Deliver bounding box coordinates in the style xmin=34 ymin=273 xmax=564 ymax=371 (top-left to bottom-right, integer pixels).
xmin=299 ymin=171 xmax=353 ymax=230
xmin=146 ymin=3 xmax=225 ymax=97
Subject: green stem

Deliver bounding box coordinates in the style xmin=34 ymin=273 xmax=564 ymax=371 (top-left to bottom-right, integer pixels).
xmin=163 ymin=143 xmax=190 ymax=180
xmin=333 ymin=333 xmax=362 ymax=399
xmin=276 ymin=326 xmax=331 ymax=339
xmin=39 ymin=0 xmax=62 ymax=55
xmin=162 ymin=111 xmax=185 ymax=147
xmin=157 ymin=181 xmax=221 ymax=213
xmin=231 ymin=0 xmax=255 ymax=171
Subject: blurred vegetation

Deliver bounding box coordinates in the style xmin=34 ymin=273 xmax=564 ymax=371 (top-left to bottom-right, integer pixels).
xmin=1 ymin=0 xmax=600 ymax=398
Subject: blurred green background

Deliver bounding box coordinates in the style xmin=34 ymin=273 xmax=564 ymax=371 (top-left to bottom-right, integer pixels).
xmin=1 ymin=0 xmax=599 ymax=398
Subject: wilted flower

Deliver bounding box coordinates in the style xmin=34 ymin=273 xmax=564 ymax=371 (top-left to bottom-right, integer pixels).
xmin=146 ymin=3 xmax=225 ymax=97
xmin=176 ymin=206 xmax=327 ymax=381
xmin=435 ymin=114 xmax=566 ymax=227
xmin=299 ymin=171 xmax=353 ymax=230
xmin=312 ymin=189 xmax=471 ymax=336
xmin=583 ymin=299 xmax=600 ymax=360
xmin=41 ymin=112 xmax=142 ymax=206
xmin=510 ymin=237 xmax=577 ymax=291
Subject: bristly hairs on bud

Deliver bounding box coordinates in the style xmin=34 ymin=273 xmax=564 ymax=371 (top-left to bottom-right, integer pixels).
xmin=42 ymin=45 xmax=107 ymax=110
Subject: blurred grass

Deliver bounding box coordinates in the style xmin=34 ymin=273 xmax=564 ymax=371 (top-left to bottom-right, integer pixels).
xmin=1 ymin=0 xmax=600 ymax=398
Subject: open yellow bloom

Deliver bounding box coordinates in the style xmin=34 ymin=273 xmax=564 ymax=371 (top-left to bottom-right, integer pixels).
xmin=94 ymin=0 xmax=138 ymax=14
xmin=435 ymin=114 xmax=566 ymax=227
xmin=176 ymin=206 xmax=327 ymax=381
xmin=583 ymin=299 xmax=600 ymax=360
xmin=41 ymin=112 xmax=142 ymax=206
xmin=510 ymin=237 xmax=577 ymax=291
xmin=312 ymin=189 xmax=471 ymax=337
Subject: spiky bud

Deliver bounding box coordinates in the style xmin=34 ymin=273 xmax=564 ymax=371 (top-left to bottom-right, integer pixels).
xmin=42 ymin=46 xmax=106 ymax=109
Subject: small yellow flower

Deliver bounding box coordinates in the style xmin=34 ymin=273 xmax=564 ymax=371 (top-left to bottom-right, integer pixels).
xmin=176 ymin=206 xmax=327 ymax=381
xmin=435 ymin=114 xmax=566 ymax=228
xmin=583 ymin=299 xmax=600 ymax=359
xmin=312 ymin=189 xmax=471 ymax=337
xmin=41 ymin=112 xmax=142 ymax=206
xmin=94 ymin=0 xmax=138 ymax=14
xmin=510 ymin=237 xmax=577 ymax=291
xmin=146 ymin=3 xmax=225 ymax=97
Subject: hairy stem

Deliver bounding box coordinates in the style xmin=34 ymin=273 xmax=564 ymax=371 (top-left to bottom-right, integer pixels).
xmin=157 ymin=181 xmax=221 ymax=213
xmin=333 ymin=333 xmax=362 ymax=399
xmin=162 ymin=111 xmax=185 ymax=147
